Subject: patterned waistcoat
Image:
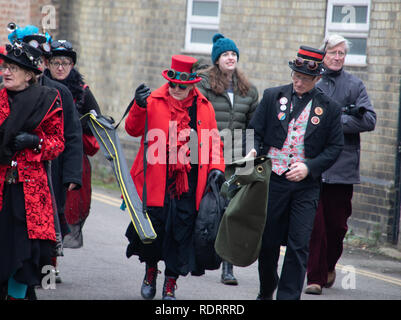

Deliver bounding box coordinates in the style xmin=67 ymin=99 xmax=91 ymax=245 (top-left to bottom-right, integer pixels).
xmin=268 ymin=100 xmax=312 ymax=175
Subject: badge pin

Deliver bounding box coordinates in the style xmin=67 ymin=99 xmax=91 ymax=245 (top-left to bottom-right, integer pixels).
xmin=314 ymin=107 xmax=323 ymax=116
xmin=280 ymin=97 xmax=288 ymax=105
xmin=311 ymin=116 xmax=320 ymax=125
xmin=280 ymin=104 xmax=287 ymax=111
xmin=278 ymin=112 xmax=286 ymax=121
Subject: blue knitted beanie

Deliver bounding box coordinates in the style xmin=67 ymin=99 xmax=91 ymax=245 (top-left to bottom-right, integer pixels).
xmin=211 ymin=33 xmax=239 ymax=64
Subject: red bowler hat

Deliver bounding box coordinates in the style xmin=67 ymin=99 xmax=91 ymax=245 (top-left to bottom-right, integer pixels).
xmin=162 ymin=55 xmax=202 ymax=84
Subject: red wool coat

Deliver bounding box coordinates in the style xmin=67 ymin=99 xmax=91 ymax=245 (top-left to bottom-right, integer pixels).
xmin=0 ymin=88 xmax=65 ymax=241
xmin=125 ymin=84 xmax=225 ymax=210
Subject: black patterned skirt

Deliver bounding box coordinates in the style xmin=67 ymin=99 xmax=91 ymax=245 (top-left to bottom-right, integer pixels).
xmin=125 ymin=166 xmax=198 ymax=277
xmin=0 ymin=183 xmax=53 ymax=288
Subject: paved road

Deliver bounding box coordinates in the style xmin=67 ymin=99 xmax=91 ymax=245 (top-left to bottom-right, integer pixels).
xmin=37 ymin=187 xmax=401 ymax=301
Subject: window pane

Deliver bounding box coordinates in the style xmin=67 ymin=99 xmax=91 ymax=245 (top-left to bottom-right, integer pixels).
xmin=191 ymin=28 xmax=216 ymax=44
xmin=346 ymin=37 xmax=367 ymax=55
xmin=192 ymin=1 xmax=219 ymax=17
xmin=332 ymin=5 xmax=368 ymax=24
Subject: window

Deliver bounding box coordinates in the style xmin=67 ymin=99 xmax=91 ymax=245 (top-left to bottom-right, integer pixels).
xmin=185 ymin=0 xmax=221 ymax=53
xmin=325 ymin=0 xmax=371 ymax=66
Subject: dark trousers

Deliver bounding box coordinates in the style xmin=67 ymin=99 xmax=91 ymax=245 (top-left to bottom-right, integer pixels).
xmin=306 ymin=183 xmax=353 ymax=286
xmin=258 ymin=173 xmax=320 ymax=300
xmin=125 ymin=166 xmax=198 ymax=278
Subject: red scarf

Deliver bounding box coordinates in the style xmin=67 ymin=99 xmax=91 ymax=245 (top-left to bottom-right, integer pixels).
xmin=167 ymin=87 xmax=195 ymax=197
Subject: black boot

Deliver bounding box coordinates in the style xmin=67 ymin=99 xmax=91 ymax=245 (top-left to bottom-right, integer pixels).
xmin=0 ymin=283 xmax=6 ymax=300
xmin=162 ymin=276 xmax=177 ymax=300
xmin=221 ymin=261 xmax=238 ymax=285
xmin=141 ymin=264 xmax=159 ymax=300
xmin=25 ymin=286 xmax=37 ymax=301
xmin=256 ymin=292 xmax=273 ymax=300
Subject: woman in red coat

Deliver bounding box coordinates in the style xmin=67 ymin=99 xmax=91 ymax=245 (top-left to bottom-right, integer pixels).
xmin=125 ymin=55 xmax=225 ymax=300
xmin=0 ymin=43 xmax=64 ymax=299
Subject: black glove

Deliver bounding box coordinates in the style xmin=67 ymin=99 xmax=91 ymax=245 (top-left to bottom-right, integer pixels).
xmin=135 ymin=83 xmax=151 ymax=108
xmin=13 ymin=132 xmax=40 ymax=151
xmin=342 ymin=104 xmax=367 ymax=119
xmin=208 ymin=169 xmax=225 ymax=188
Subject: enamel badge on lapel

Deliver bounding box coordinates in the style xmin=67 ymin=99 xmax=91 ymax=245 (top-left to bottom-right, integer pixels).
xmin=314 ymin=107 xmax=323 ymax=116
xmin=280 ymin=105 xmax=287 ymax=111
xmin=278 ymin=112 xmax=286 ymax=121
xmin=311 ymin=116 xmax=320 ymax=125
xmin=280 ymin=97 xmax=288 ymax=105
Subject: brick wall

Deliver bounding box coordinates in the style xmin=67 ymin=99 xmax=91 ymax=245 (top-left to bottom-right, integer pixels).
xmin=2 ymin=0 xmax=399 ymax=245
xmin=56 ymin=0 xmax=401 ymax=246
xmin=0 ymin=0 xmax=59 ymax=46
xmin=350 ymin=0 xmax=401 ymax=244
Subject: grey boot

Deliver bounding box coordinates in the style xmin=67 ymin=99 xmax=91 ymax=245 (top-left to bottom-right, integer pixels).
xmin=221 ymin=261 xmax=238 ymax=285
xmin=162 ymin=276 xmax=177 ymax=300
xmin=141 ymin=264 xmax=159 ymax=300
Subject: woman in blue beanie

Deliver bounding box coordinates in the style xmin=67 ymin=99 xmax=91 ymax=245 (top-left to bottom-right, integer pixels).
xmin=197 ymin=33 xmax=259 ymax=286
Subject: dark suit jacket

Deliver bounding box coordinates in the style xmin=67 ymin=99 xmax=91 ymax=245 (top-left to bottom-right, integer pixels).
xmin=248 ymin=83 xmax=344 ymax=180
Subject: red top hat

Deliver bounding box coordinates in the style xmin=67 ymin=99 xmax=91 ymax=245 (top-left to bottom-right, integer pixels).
xmin=162 ymin=55 xmax=202 ymax=84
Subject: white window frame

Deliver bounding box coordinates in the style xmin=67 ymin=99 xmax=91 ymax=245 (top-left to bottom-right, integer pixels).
xmin=184 ymin=0 xmax=221 ymax=54
xmin=325 ymin=0 xmax=371 ymax=66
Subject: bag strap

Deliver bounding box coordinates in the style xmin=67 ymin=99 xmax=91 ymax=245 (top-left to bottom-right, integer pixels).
xmin=142 ymin=106 xmax=149 ymax=215
xmin=114 ymin=98 xmax=135 ymax=129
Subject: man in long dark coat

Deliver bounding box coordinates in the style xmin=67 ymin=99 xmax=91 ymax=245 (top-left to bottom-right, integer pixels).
xmin=247 ymin=46 xmax=344 ymax=300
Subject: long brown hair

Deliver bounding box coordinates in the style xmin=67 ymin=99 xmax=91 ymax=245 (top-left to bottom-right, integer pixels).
xmin=202 ymin=65 xmax=251 ymax=96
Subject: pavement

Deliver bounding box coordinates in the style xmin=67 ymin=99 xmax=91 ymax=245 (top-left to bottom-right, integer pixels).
xmin=34 ymin=186 xmax=401 ymax=302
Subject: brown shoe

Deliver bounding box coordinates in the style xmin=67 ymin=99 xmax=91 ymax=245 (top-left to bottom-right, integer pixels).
xmin=324 ymin=271 xmax=336 ymax=288
xmin=304 ymin=284 xmax=322 ymax=295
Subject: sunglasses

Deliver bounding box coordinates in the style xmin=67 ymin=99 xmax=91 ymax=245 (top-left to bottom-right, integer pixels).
xmin=166 ymin=69 xmax=197 ymax=81
xmin=51 ymin=40 xmax=73 ymax=51
xmin=294 ymin=57 xmax=320 ymax=71
xmin=168 ymin=81 xmax=188 ymax=90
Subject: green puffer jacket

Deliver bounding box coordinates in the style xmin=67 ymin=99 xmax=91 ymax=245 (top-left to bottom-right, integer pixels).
xmin=197 ymin=72 xmax=259 ymax=161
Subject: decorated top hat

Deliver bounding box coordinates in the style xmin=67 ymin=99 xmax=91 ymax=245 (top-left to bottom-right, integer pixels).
xmin=50 ymin=40 xmax=77 ymax=64
xmin=288 ymin=46 xmax=325 ymax=76
xmin=162 ymin=55 xmax=202 ymax=84
xmin=22 ymin=32 xmax=52 ymax=59
xmin=22 ymin=34 xmax=52 ymax=59
xmin=0 ymin=42 xmax=42 ymax=74
xmin=7 ymin=23 xmax=52 ymax=59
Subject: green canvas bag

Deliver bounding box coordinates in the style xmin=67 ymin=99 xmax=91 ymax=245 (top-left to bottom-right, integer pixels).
xmin=215 ymin=156 xmax=272 ymax=267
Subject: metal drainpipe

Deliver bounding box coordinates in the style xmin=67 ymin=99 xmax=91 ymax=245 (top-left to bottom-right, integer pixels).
xmin=393 ymin=79 xmax=401 ymax=244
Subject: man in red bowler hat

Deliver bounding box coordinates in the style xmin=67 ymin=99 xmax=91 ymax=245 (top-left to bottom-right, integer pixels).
xmin=247 ymin=46 xmax=344 ymax=299
xmin=124 ymin=55 xmax=225 ymax=300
